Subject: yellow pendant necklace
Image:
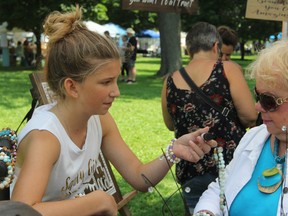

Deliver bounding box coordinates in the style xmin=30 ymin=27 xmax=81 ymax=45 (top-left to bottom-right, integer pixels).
xmin=258 ymin=138 xmax=285 ymax=193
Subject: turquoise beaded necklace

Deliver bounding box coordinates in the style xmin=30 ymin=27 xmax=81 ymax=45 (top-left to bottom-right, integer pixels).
xmin=274 ymin=138 xmax=285 ymax=164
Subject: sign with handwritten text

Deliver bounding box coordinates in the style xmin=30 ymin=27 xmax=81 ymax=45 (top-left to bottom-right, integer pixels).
xmin=246 ymin=0 xmax=288 ymax=21
xmin=122 ymin=0 xmax=198 ymax=14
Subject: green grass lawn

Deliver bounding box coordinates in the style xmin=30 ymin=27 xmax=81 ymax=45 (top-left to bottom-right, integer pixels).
xmin=0 ymin=55 xmax=255 ymax=215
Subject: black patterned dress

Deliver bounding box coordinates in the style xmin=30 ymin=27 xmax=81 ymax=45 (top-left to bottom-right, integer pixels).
xmin=166 ymin=61 xmax=246 ymax=185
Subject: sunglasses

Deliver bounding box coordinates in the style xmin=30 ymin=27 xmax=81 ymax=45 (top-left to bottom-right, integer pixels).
xmin=254 ymin=87 xmax=288 ymax=112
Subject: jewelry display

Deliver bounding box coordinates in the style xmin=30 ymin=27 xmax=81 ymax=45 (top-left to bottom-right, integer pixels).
xmin=0 ymin=128 xmax=17 ymax=190
xmin=192 ymin=147 xmax=226 ymax=216
xmin=213 ymin=147 xmax=226 ymax=211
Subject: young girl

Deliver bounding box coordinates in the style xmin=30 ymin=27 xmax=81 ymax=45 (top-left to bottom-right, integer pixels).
xmin=11 ymin=6 xmax=216 ymax=216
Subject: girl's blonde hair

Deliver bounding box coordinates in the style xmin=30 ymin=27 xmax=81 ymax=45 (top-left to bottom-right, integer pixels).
xmin=43 ymin=5 xmax=120 ymax=99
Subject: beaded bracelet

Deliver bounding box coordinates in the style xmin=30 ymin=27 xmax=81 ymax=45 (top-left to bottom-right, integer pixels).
xmin=165 ymin=138 xmax=181 ymax=164
xmin=0 ymin=128 xmax=17 ymax=190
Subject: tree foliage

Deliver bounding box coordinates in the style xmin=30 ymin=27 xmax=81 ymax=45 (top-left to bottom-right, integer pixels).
xmin=0 ymin=0 xmax=283 ymax=70
xmin=0 ymin=0 xmax=158 ymax=68
xmin=181 ymin=0 xmax=282 ymax=43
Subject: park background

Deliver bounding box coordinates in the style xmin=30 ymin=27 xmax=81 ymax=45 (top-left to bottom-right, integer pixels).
xmin=0 ymin=0 xmax=283 ymax=215
xmin=0 ymin=53 xmax=256 ymax=215
xmin=0 ymin=0 xmax=284 ymax=76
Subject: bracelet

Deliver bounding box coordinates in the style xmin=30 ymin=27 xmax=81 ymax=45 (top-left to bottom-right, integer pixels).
xmin=165 ymin=138 xmax=181 ymax=164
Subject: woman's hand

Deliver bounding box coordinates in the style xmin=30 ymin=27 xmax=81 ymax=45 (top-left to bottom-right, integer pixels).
xmin=173 ymin=127 xmax=217 ymax=162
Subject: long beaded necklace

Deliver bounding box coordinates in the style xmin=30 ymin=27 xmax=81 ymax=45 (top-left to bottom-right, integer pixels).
xmin=258 ymin=138 xmax=285 ymax=194
xmin=213 ymin=147 xmax=226 ymax=211
xmin=192 ymin=147 xmax=227 ymax=216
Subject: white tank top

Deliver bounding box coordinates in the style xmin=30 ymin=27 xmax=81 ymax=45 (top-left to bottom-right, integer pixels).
xmin=12 ymin=103 xmax=107 ymax=201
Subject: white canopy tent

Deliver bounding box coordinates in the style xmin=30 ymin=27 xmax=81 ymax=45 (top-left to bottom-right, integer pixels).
xmin=84 ymin=21 xmax=126 ymax=38
xmin=83 ymin=21 xmax=106 ymax=35
xmin=102 ymin=23 xmax=126 ymax=38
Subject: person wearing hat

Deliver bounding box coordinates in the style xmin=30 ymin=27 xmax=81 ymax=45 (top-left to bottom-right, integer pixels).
xmin=126 ymin=27 xmax=137 ymax=84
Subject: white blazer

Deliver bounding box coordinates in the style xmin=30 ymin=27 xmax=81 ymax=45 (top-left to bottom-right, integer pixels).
xmin=194 ymin=124 xmax=288 ymax=216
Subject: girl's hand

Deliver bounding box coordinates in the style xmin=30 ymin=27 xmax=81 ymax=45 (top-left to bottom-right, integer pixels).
xmin=87 ymin=190 xmax=118 ymax=216
xmin=173 ymin=127 xmax=217 ymax=162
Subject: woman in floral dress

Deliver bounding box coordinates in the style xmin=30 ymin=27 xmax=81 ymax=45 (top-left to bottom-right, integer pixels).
xmin=161 ymin=22 xmax=257 ymax=215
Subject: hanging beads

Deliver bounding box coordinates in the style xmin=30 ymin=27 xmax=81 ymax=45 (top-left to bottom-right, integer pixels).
xmin=214 ymin=147 xmax=226 ymax=211
xmin=0 ymin=128 xmax=17 ymax=190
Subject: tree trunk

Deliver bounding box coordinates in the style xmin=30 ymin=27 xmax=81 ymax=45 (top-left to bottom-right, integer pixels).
xmin=33 ymin=30 xmax=43 ymax=69
xmin=157 ymin=12 xmax=182 ymax=77
xmin=240 ymin=41 xmax=245 ymax=60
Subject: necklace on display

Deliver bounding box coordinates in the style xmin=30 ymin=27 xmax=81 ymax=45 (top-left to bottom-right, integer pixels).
xmin=213 ymin=147 xmax=226 ymax=211
xmin=258 ymin=138 xmax=285 ymax=194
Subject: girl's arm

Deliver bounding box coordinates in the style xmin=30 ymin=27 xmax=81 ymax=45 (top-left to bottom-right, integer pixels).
xmin=12 ymin=130 xmax=118 ymax=216
xmin=100 ymin=112 xmax=216 ymax=192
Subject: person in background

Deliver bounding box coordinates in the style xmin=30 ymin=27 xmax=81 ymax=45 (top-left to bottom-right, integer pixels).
xmin=119 ymin=34 xmax=130 ymax=82
xmin=194 ymin=39 xmax=288 ymax=216
xmin=104 ymin=30 xmax=112 ymax=39
xmin=218 ymin=25 xmax=261 ymax=123
xmin=8 ymin=39 xmax=17 ymax=66
xmin=217 ymin=26 xmax=238 ymax=61
xmin=15 ymin=41 xmax=25 ymax=66
xmin=161 ymin=22 xmax=257 ymax=215
xmin=126 ymin=27 xmax=137 ymax=84
xmin=23 ymin=39 xmax=33 ymax=66
xmin=10 ymin=7 xmax=217 ymax=216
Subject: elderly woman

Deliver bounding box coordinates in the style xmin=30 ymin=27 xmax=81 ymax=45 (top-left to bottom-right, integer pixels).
xmin=194 ymin=40 xmax=288 ymax=216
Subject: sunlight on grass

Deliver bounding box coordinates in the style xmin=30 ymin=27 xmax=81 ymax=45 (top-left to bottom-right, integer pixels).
xmin=0 ymin=70 xmax=32 ymax=130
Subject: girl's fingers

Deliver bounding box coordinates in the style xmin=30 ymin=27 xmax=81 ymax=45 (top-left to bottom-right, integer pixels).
xmin=188 ymin=141 xmax=205 ymax=159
